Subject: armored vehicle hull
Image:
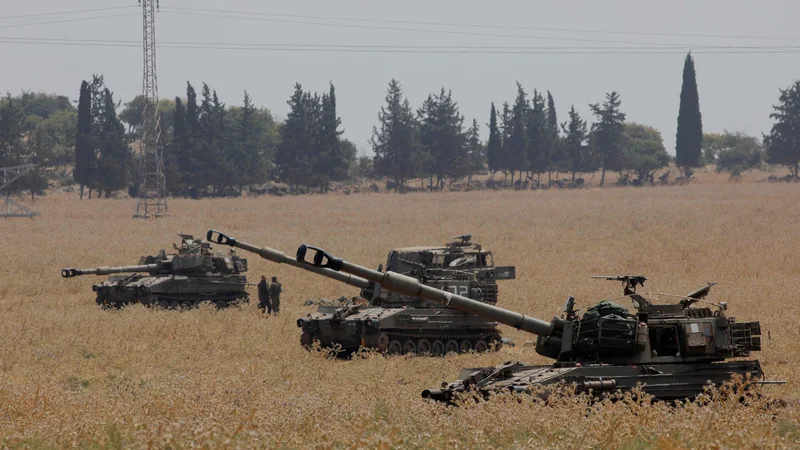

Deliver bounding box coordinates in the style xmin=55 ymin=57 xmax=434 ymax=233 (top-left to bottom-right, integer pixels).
xmin=93 ymin=273 xmax=248 ymax=309
xmin=423 ymin=360 xmax=765 ymax=403
xmin=299 ymin=305 xmax=501 ymax=355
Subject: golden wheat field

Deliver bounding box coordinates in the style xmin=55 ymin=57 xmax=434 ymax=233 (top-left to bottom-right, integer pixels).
xmin=2 ymin=180 xmax=800 ymax=449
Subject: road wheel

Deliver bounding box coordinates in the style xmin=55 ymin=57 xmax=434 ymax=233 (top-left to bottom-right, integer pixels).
xmin=214 ymin=300 xmax=226 ymax=310
xmin=459 ymin=340 xmax=473 ymax=354
xmin=376 ymin=334 xmax=390 ymax=353
xmin=417 ymin=339 xmax=432 ymax=355
xmin=402 ymin=340 xmax=417 ymax=355
xmin=431 ymin=340 xmax=445 ymax=356
xmin=474 ymin=340 xmax=489 ymax=353
xmin=445 ymin=339 xmax=459 ymax=355
xmin=157 ymin=299 xmax=170 ymax=309
xmin=388 ymin=340 xmax=403 ymax=355
xmin=169 ymin=300 xmax=180 ymax=310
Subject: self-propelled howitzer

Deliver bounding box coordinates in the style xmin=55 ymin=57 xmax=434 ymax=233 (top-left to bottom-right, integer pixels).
xmin=208 ymin=230 xmax=504 ymax=355
xmin=296 ymin=245 xmax=783 ymax=403
xmin=62 ymin=234 xmax=249 ymax=309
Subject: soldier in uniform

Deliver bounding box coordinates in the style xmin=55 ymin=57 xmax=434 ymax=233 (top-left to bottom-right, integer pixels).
xmin=269 ymin=276 xmax=282 ymax=315
xmin=257 ymin=275 xmax=272 ymax=315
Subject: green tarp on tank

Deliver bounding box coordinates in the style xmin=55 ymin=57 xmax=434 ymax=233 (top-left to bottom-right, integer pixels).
xmin=581 ymin=300 xmax=632 ymax=322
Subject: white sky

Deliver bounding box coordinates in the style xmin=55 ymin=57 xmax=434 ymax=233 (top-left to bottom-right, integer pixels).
xmin=2 ymin=0 xmax=799 ymax=154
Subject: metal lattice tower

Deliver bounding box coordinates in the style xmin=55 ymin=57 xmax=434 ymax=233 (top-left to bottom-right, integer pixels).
xmin=134 ymin=0 xmax=168 ymax=218
xmin=1 ymin=164 xmax=40 ymax=218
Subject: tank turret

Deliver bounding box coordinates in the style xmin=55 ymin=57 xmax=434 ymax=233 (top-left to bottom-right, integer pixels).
xmin=296 ymin=244 xmax=783 ymax=402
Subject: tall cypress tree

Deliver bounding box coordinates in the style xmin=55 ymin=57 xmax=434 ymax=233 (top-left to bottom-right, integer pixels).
xmin=590 ymin=91 xmax=626 ymax=186
xmin=465 ymin=119 xmax=484 ymax=180
xmin=417 ymin=87 xmax=468 ymax=188
xmin=675 ymin=52 xmax=703 ymax=177
xmin=370 ymin=79 xmax=423 ymax=188
xmin=526 ymin=89 xmax=548 ymax=182
xmin=211 ymin=88 xmax=233 ymax=192
xmin=764 ymin=80 xmax=800 ymax=178
xmin=486 ymin=103 xmax=501 ymax=179
xmin=276 ymin=83 xmax=313 ymax=191
xmin=170 ymin=96 xmax=187 ymax=194
xmin=196 ymin=83 xmax=214 ymax=192
xmin=317 ymin=83 xmax=349 ymax=191
xmin=197 ymin=83 xmax=228 ymax=193
xmin=500 ymin=102 xmax=512 ymax=181
xmin=237 ymin=91 xmax=256 ymax=192
xmin=508 ymin=83 xmax=529 ymax=183
xmin=304 ymin=90 xmax=323 ymax=190
xmin=95 ymin=88 xmax=129 ymax=197
xmin=546 ymin=91 xmax=564 ymax=177
xmin=562 ymin=106 xmax=589 ymax=181
xmin=183 ymin=83 xmax=203 ymax=195
xmin=73 ymin=80 xmax=94 ymax=199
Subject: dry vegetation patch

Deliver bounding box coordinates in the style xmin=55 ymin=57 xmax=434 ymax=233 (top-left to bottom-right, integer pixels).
xmin=1 ymin=183 xmax=800 ymax=448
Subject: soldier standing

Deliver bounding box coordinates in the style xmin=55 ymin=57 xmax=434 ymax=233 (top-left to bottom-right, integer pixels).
xmin=269 ymin=276 xmax=282 ymax=315
xmin=257 ymin=275 xmax=272 ymax=315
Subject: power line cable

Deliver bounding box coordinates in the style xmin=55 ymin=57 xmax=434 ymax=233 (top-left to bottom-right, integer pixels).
xmin=1 ymin=37 xmax=799 ymax=55
xmin=161 ymin=5 xmax=800 ymax=42
xmin=158 ymin=10 xmax=705 ymax=48
xmin=0 ymin=12 xmax=139 ymax=29
xmin=1 ymin=36 xmax=798 ymax=51
xmin=0 ymin=5 xmax=136 ymax=21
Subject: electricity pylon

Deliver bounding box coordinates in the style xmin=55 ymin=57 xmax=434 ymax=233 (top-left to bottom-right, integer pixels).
xmin=134 ymin=0 xmax=168 ymax=218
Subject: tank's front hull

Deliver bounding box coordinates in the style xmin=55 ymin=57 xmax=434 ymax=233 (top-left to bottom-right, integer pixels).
xmin=423 ymin=360 xmax=766 ymax=403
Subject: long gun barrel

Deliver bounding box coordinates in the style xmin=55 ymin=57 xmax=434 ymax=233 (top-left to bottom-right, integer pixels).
xmin=206 ymin=230 xmax=370 ymax=289
xmin=296 ymin=244 xmax=557 ymax=337
xmin=62 ymin=263 xmax=166 ymax=278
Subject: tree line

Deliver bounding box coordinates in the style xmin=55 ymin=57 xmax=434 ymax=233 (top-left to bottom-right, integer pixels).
xmin=362 ymin=52 xmax=800 ymax=187
xmin=3 ymin=52 xmax=800 ymax=199
xmin=370 ymin=54 xmax=705 ymax=188
xmin=72 ymin=79 xmax=358 ymax=197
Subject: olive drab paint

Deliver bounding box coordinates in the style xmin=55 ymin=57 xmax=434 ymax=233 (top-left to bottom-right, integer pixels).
xmin=297 ymin=246 xmax=783 ymax=403
xmin=62 ymin=234 xmax=250 ymax=309
xmin=209 ymin=231 xmax=515 ymax=356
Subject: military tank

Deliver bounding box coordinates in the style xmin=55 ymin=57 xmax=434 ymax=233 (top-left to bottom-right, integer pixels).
xmin=295 ymin=244 xmax=784 ymax=403
xmin=384 ymin=235 xmax=516 ymax=303
xmin=207 ymin=230 xmax=514 ymax=355
xmin=62 ymin=234 xmax=250 ymax=309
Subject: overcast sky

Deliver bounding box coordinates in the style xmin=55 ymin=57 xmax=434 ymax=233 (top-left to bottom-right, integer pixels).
xmin=2 ymin=0 xmax=799 ymax=154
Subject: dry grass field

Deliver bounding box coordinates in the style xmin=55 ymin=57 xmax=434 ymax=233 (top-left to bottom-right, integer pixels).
xmin=2 ymin=180 xmax=800 ymax=449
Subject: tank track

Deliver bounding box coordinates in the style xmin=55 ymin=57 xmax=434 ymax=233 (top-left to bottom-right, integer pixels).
xmin=99 ymin=294 xmax=249 ymax=310
xmin=151 ymin=295 xmax=249 ymax=310
xmin=383 ymin=331 xmax=502 ymax=356
xmin=301 ymin=330 xmax=503 ymax=357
